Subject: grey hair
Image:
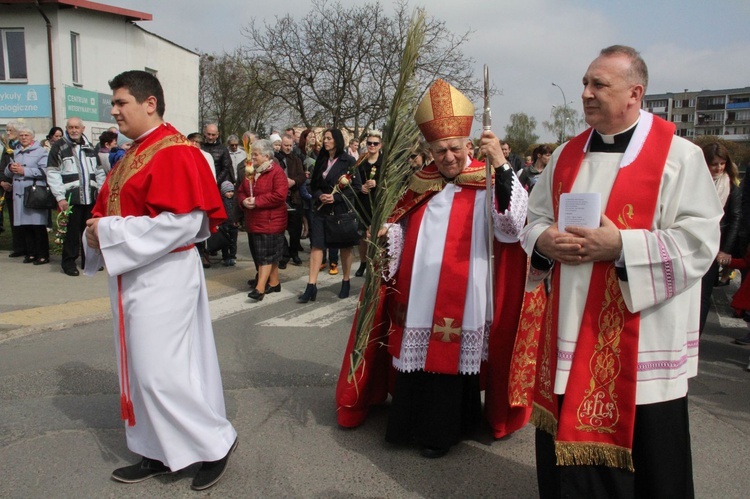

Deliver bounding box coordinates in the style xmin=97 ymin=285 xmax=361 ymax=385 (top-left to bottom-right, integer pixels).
xmin=5 ymin=120 xmax=22 ymax=132
xmin=226 ymin=134 xmax=239 ymax=144
xmin=252 ymin=139 xmax=275 ymax=159
xmin=17 ymin=124 xmax=35 ymax=136
xmin=600 ymin=45 xmax=649 ymax=94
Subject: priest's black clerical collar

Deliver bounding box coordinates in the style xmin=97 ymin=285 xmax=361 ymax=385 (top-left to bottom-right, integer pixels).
xmin=589 ymin=122 xmax=638 ymax=153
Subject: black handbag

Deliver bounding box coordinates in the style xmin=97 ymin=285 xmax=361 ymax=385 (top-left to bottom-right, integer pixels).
xmin=23 ymin=180 xmax=57 ymax=210
xmin=324 ymin=209 xmax=362 ymax=247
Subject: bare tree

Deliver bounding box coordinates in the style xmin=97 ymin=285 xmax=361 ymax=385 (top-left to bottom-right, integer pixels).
xmin=241 ymin=0 xmax=481 ymax=138
xmin=199 ymin=49 xmax=281 ymax=138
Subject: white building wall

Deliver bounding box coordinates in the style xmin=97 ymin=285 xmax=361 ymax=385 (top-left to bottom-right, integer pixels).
xmin=1 ymin=5 xmax=198 ymax=141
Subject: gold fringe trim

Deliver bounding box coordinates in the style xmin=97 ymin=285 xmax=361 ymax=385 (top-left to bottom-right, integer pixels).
xmin=555 ymin=441 xmax=634 ymax=472
xmin=530 ymin=403 xmax=557 ymax=438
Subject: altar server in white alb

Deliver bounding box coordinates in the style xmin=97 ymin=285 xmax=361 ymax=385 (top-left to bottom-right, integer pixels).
xmin=83 ymin=70 xmax=237 ymax=492
xmin=519 ymin=45 xmax=721 ymax=498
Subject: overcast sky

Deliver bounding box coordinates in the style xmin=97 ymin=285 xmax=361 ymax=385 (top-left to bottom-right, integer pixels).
xmin=110 ymin=0 xmax=750 ymax=141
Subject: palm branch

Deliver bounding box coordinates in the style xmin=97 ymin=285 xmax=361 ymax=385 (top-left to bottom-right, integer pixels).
xmin=346 ymin=8 xmax=427 ymax=381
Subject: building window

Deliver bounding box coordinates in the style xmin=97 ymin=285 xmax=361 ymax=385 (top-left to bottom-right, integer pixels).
xmin=689 ymin=99 xmax=696 ymax=107
xmin=71 ymin=32 xmax=81 ymax=84
xmin=0 ymin=28 xmax=27 ymax=81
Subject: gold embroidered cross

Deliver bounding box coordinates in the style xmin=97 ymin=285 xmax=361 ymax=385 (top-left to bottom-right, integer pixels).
xmin=433 ymin=318 xmax=461 ymax=342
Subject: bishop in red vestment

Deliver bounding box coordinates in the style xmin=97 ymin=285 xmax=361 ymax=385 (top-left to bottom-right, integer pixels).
xmin=336 ymin=79 xmax=530 ymax=458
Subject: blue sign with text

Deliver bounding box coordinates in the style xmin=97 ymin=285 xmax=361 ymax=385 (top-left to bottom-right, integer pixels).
xmin=0 ymin=85 xmax=51 ymax=118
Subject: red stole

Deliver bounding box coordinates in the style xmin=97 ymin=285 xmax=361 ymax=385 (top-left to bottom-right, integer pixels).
xmin=532 ymin=116 xmax=675 ymax=470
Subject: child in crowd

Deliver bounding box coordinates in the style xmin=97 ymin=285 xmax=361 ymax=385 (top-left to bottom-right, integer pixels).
xmin=220 ymin=181 xmax=238 ymax=266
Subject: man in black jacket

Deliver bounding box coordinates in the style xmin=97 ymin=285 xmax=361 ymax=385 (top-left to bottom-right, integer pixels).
xmin=202 ymin=124 xmax=234 ymax=187
xmin=276 ymin=135 xmax=307 ymax=265
xmin=47 ymin=117 xmax=106 ymax=276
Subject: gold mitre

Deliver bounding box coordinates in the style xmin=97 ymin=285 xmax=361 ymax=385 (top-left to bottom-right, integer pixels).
xmin=415 ymin=79 xmax=474 ymax=143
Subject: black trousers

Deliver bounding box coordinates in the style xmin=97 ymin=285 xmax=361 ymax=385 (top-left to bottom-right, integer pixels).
xmin=699 ymin=260 xmax=719 ymax=335
xmin=5 ymin=195 xmax=24 ymax=254
xmin=19 ymin=224 xmax=49 ymax=260
xmin=385 ymin=371 xmax=482 ymax=450
xmin=287 ymin=205 xmax=304 ymax=255
xmin=536 ymin=396 xmax=694 ymax=499
xmin=62 ymin=204 xmax=93 ymax=271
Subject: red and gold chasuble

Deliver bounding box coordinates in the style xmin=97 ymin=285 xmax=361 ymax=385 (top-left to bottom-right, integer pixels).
xmin=336 ymin=159 xmax=529 ymax=437
xmin=531 ymin=116 xmax=675 ymax=471
xmin=94 ymin=123 xmax=226 ymax=426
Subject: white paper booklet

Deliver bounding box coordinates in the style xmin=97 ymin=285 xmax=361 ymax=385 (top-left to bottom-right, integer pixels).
xmin=559 ymin=192 xmax=601 ymax=233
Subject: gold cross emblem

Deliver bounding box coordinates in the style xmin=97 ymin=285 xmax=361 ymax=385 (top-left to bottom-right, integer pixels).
xmin=432 ymin=318 xmax=461 ymax=342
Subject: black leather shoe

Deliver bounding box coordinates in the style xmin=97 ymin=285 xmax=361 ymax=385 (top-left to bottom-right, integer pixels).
xmin=338 ymin=280 xmax=351 ymax=299
xmin=8 ymin=252 xmax=23 ymax=258
xmin=355 ymin=263 xmax=366 ymax=277
xmin=22 ymin=256 xmax=35 ymax=264
xmin=266 ymin=283 xmax=281 ymax=293
xmin=247 ymin=274 xmax=259 ymax=287
xmin=298 ymin=283 xmax=317 ymax=303
xmin=291 ymin=255 xmax=302 ymax=265
xmin=33 ymin=257 xmax=49 ymax=266
xmin=111 ymin=457 xmax=171 ymax=483
xmin=63 ymin=267 xmax=80 ymax=276
xmin=247 ymin=288 xmax=265 ymax=301
xmin=420 ymin=446 xmax=449 ymax=459
xmin=191 ymin=438 xmax=238 ymax=491
xmin=278 ymin=260 xmax=288 ymax=270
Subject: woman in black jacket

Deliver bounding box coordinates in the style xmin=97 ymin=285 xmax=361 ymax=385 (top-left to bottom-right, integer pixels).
xmin=700 ymin=142 xmax=741 ymax=334
xmin=298 ymin=128 xmax=362 ymax=302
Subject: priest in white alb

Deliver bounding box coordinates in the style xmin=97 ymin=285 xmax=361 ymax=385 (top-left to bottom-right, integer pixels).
xmin=520 ymin=45 xmax=721 ymax=498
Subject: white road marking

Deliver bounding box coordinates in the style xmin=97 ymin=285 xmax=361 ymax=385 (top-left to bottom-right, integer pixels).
xmin=210 ymin=273 xmax=358 ymax=327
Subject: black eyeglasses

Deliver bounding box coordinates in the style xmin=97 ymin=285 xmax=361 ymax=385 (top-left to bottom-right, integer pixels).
xmin=366 ymin=141 xmax=380 ymax=146
xmin=409 ymin=154 xmax=418 ymax=159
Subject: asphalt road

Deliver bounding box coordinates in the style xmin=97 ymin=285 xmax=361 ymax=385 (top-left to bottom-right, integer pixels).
xmin=0 ymin=273 xmax=749 ymax=498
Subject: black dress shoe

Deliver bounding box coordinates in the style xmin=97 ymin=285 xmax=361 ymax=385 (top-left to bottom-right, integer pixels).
xmin=22 ymin=256 xmax=35 ymax=264
xmin=191 ymin=438 xmax=238 ymax=491
xmin=247 ymin=274 xmax=259 ymax=287
xmin=420 ymin=446 xmax=449 ymax=459
xmin=8 ymin=252 xmax=23 ymax=258
xmin=266 ymin=283 xmax=281 ymax=293
xmin=63 ymin=267 xmax=80 ymax=276
xmin=247 ymin=288 xmax=265 ymax=301
xmin=33 ymin=257 xmax=49 ymax=265
xmin=291 ymin=255 xmax=302 ymax=265
xmin=111 ymin=457 xmax=171 ymax=483
xmin=278 ymin=260 xmax=288 ymax=270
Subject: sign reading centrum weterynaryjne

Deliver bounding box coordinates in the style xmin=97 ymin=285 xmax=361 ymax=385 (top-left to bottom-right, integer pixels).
xmin=64 ymin=86 xmax=116 ymax=123
xmin=0 ymin=85 xmax=51 ymax=118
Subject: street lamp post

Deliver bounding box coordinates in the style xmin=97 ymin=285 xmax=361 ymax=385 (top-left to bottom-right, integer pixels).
xmin=552 ymin=82 xmax=567 ymax=141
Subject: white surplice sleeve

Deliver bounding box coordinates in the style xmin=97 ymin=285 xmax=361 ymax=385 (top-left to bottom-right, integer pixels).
xmin=492 ymin=171 xmax=527 ymax=243
xmin=83 ymin=210 xmax=208 ymax=277
xmin=619 ymin=144 xmax=722 ymax=313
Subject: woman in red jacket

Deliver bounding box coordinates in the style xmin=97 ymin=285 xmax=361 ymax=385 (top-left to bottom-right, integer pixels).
xmin=237 ymin=139 xmax=289 ymax=301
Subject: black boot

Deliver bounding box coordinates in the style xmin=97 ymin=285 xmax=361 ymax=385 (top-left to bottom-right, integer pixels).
xmin=298 ymin=283 xmax=317 ymax=303
xmin=338 ymin=280 xmax=351 ymax=299
xmin=355 ymin=262 xmax=366 ymax=277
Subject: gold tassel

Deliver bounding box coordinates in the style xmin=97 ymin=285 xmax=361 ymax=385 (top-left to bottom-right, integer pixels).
xmin=555 ymin=442 xmax=634 ymax=472
xmin=530 ymin=403 xmax=557 ymax=437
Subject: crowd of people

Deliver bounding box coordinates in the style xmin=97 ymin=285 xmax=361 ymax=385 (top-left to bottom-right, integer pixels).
xmin=1 ymin=44 xmax=749 ymax=497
